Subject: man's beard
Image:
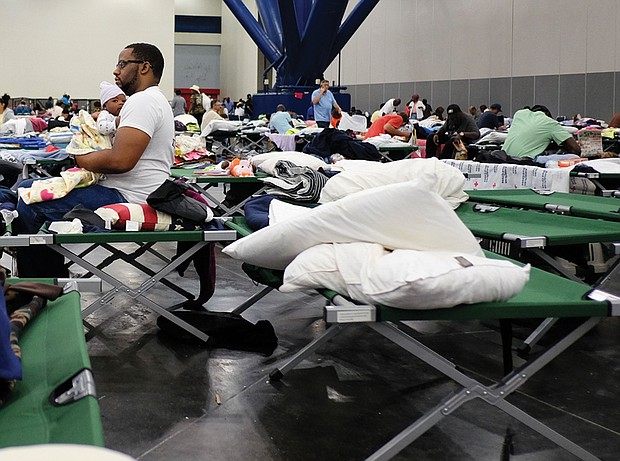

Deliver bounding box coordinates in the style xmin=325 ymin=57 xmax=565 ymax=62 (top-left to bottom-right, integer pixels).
xmin=120 ymin=72 xmax=139 ymax=96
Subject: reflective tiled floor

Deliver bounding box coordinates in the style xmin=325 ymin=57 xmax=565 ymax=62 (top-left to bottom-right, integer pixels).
xmin=84 ymin=244 xmax=620 ymax=461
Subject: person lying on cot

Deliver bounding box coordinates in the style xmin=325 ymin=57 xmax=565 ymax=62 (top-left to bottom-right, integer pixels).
xmin=13 ymin=42 xmax=174 ymax=278
xmin=363 ymin=112 xmax=411 ymax=141
xmin=97 ymin=81 xmax=126 ymax=137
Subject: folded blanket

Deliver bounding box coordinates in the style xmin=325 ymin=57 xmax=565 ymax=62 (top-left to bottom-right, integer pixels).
xmin=260 ymin=160 xmax=328 ymax=202
xmin=18 ymin=168 xmax=101 ymax=204
xmin=66 ymin=110 xmax=112 ymax=155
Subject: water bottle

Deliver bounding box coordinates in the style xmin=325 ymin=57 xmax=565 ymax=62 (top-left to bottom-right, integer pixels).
xmin=0 ymin=209 xmax=18 ymax=226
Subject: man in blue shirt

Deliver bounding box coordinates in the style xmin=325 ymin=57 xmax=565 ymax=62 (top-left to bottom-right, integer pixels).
xmin=14 ymin=100 xmax=33 ymax=115
xmin=269 ymin=104 xmax=293 ymax=134
xmin=311 ymin=80 xmax=341 ymax=128
xmin=477 ymin=103 xmax=506 ymax=130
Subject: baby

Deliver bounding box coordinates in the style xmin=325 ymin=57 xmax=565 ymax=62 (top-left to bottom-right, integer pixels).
xmin=97 ymin=81 xmax=126 ymax=136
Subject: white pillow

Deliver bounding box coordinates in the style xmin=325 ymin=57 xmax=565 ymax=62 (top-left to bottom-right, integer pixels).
xmin=280 ymin=242 xmax=386 ymax=305
xmin=251 ymin=151 xmax=327 ymax=175
xmin=279 ymin=243 xmax=350 ymax=296
xmin=268 ymin=199 xmax=314 ymax=225
xmin=281 ymin=243 xmax=530 ymax=310
xmin=319 ymin=157 xmax=468 ymax=209
xmin=361 ymin=250 xmax=531 ymax=309
xmin=222 ymin=179 xmax=483 ymax=270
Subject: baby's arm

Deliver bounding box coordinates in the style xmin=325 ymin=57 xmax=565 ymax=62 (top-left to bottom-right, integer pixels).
xmin=97 ymin=110 xmax=117 ymax=135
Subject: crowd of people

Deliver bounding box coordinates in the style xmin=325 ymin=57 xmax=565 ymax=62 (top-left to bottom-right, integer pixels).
xmin=357 ymin=94 xmax=613 ymax=164
xmin=2 ymin=50 xmax=618 ymax=279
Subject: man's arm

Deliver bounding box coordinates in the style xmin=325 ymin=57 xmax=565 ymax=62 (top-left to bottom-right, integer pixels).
xmin=312 ymin=89 xmax=325 ymax=105
xmin=458 ymin=118 xmax=480 ymax=141
xmin=560 ymin=136 xmax=581 ymax=155
xmin=384 ymin=122 xmax=411 ymax=139
xmin=75 ymin=126 xmax=150 ymax=173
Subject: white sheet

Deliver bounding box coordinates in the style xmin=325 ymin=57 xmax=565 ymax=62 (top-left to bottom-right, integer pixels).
xmin=200 ymin=120 xmax=242 ymax=137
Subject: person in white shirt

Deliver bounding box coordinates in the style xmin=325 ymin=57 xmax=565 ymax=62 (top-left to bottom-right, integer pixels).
xmin=379 ymin=98 xmax=401 ymax=116
xmin=407 ymin=94 xmax=425 ymax=120
xmin=15 ymin=42 xmax=175 ymax=278
xmin=200 ymin=99 xmax=225 ymax=132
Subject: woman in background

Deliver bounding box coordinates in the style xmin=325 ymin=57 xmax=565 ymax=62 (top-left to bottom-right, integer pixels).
xmin=0 ymin=94 xmax=15 ymax=125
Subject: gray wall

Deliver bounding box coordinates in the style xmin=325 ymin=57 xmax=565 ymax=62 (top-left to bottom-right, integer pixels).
xmin=347 ymin=72 xmax=618 ymax=121
xmin=325 ymin=0 xmax=620 ymax=121
xmin=174 ymin=45 xmax=221 ymax=89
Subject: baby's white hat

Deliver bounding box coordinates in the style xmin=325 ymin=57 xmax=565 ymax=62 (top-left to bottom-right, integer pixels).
xmin=100 ymin=81 xmax=125 ymax=106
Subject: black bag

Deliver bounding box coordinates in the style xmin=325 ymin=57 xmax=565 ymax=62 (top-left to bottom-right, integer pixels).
xmin=157 ymin=310 xmax=278 ymax=355
xmin=147 ymin=179 xmax=212 ymax=224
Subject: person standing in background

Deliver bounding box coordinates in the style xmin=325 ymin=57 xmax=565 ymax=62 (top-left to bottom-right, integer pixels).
xmin=223 ymin=97 xmax=234 ymax=115
xmin=407 ymin=94 xmax=425 ymax=120
xmin=379 ymin=98 xmax=401 ymax=116
xmin=170 ymin=89 xmax=186 ymax=117
xmin=312 ymin=79 xmax=341 ymax=128
xmin=189 ymin=85 xmax=205 ymax=125
xmin=244 ymin=94 xmax=253 ymax=119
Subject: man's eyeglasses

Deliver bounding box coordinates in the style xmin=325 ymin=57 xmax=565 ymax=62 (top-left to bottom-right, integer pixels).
xmin=115 ymin=60 xmax=146 ymax=69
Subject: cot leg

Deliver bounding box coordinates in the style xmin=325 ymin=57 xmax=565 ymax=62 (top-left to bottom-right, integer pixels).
xmin=494 ymin=399 xmax=601 ymax=461
xmin=499 ymin=319 xmax=513 ymax=373
xmin=365 ymin=318 xmax=602 ymax=461
xmin=269 ymin=324 xmax=343 ymax=382
xmin=231 ymin=286 xmax=273 ymax=315
xmin=516 ymin=317 xmax=558 ymax=357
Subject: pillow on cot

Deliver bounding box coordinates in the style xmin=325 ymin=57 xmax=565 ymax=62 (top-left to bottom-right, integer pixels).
xmin=279 ymin=243 xmax=356 ymax=297
xmin=360 ymin=249 xmax=531 ymax=309
xmin=319 ymin=157 xmax=468 ymax=209
xmin=95 ymin=203 xmax=173 ymax=231
xmin=281 ymin=243 xmax=530 ymax=310
xmin=251 ymin=151 xmax=327 ymax=175
xmin=222 ymin=178 xmax=483 ymax=270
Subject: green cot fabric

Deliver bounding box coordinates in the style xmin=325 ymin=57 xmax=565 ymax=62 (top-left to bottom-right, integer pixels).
xmin=321 ymin=253 xmax=607 ymax=322
xmin=53 ymin=230 xmax=208 ymax=244
xmin=226 ymin=216 xmax=609 ymax=322
xmin=466 ymin=189 xmax=620 ymax=222
xmin=227 ymin=218 xmax=284 ymax=288
xmin=226 ymin=216 xmax=252 ymax=237
xmin=0 ymin=290 xmax=104 ymax=447
xmin=169 ymin=168 xmax=268 ymax=183
xmin=455 ymin=202 xmax=620 ymax=246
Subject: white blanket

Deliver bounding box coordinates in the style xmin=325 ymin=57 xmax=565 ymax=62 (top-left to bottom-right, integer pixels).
xmin=320 ymin=158 xmax=469 ymax=209
xmin=200 ymin=120 xmax=242 ymax=137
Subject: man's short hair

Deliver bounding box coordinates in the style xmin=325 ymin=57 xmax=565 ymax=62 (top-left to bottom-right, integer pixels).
xmin=210 ymin=99 xmax=220 ymax=109
xmin=398 ymin=112 xmax=409 ymax=125
xmin=276 ymin=104 xmax=286 ymax=111
xmin=531 ymin=104 xmax=552 ymax=118
xmin=175 ymin=89 xmax=182 ymax=95
xmin=125 ymin=43 xmax=164 ymax=81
